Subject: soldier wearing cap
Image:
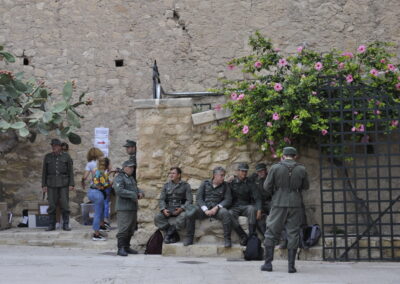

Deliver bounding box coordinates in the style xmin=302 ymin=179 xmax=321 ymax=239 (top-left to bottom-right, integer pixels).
xmin=154 ymin=167 xmax=193 ymax=245
xmin=228 ymin=162 xmax=262 ymax=246
xmin=41 ymin=138 xmax=74 ymax=231
xmin=261 ymin=147 xmax=309 ymax=273
xmin=113 ymin=160 xmax=144 ymax=256
xmin=251 ymin=163 xmax=270 ymax=235
xmin=123 ymin=140 xmax=137 ymax=181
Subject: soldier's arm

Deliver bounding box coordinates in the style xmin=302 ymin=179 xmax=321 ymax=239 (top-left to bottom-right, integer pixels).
xmin=219 ymin=183 xmax=232 ymax=208
xmin=252 ymin=183 xmax=262 ymax=210
xmin=67 ymin=154 xmax=75 ymax=187
xmin=159 ymin=184 xmax=167 ymax=211
xmin=114 ymin=175 xmax=137 ymax=201
xmin=41 ymin=155 xmax=47 ymax=187
xmin=183 ymin=183 xmax=193 ymax=208
xmin=196 ymin=181 xmax=207 ymax=209
xmin=263 ymin=167 xmax=275 ymax=198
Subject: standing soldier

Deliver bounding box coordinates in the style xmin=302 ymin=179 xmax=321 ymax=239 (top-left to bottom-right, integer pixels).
xmin=261 ymin=147 xmax=309 ymax=273
xmin=41 ymin=138 xmax=74 ymax=231
xmin=154 ymin=167 xmax=193 ymax=244
xmin=252 ymin=163 xmax=270 ymax=235
xmin=185 ymin=166 xmax=233 ymax=247
xmin=229 ymin=163 xmax=262 ymax=246
xmin=123 ymin=140 xmax=137 ymax=181
xmin=113 ymin=160 xmax=144 ymax=256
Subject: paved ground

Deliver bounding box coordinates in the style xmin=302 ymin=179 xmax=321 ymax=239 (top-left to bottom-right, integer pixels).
xmin=0 ymin=245 xmax=399 ymax=284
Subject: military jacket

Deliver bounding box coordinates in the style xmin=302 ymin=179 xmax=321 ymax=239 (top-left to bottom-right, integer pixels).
xmin=42 ymin=152 xmax=74 ymax=188
xmin=113 ymin=172 xmax=143 ymax=211
xmin=159 ymin=180 xmax=192 ymax=211
xmin=196 ymin=179 xmax=232 ymax=209
xmin=230 ymin=177 xmax=262 ymax=210
xmin=253 ymin=175 xmax=270 ymax=212
xmin=263 ymin=159 xmax=309 ymax=207
xmin=129 ymin=153 xmax=137 ymax=181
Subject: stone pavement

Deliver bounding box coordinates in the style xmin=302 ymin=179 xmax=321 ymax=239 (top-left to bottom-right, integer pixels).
xmin=0 ymin=245 xmax=399 ymax=284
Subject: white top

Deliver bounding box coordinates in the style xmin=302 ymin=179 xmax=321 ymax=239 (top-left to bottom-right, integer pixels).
xmin=85 ymin=160 xmax=97 ymax=184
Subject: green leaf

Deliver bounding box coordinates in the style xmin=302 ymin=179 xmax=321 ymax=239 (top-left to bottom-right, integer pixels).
xmin=62 ymin=81 xmax=73 ymax=102
xmin=0 ymin=120 xmax=11 ymax=129
xmin=0 ymin=51 xmax=16 ymax=63
xmin=13 ymin=80 xmax=27 ymax=92
xmin=42 ymin=111 xmax=53 ymax=123
xmin=38 ymin=123 xmax=49 ymax=135
xmin=10 ymin=121 xmax=26 ymax=129
xmin=18 ymin=127 xmax=30 ymax=137
xmin=67 ymin=109 xmax=81 ymax=128
xmin=68 ymin=132 xmax=81 ymax=145
xmin=51 ymin=101 xmax=68 ymax=113
xmin=52 ymin=113 xmax=63 ymax=124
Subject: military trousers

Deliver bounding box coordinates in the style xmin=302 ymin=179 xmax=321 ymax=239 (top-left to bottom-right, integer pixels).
xmin=116 ymin=210 xmax=137 ymax=241
xmin=229 ymin=204 xmax=257 ymax=229
xmin=154 ymin=211 xmax=187 ymax=231
xmin=194 ymin=207 xmax=231 ymax=226
xmin=47 ymin=186 xmax=70 ymax=216
xmin=264 ymin=206 xmax=302 ymax=249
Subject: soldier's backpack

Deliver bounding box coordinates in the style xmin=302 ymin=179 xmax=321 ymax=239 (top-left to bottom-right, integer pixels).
xmin=299 ymin=224 xmax=321 ymax=249
xmin=244 ymin=234 xmax=264 ymax=261
xmin=145 ymin=229 xmax=163 ymax=255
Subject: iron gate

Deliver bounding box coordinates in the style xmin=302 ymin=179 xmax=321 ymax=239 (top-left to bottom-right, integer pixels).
xmin=319 ymin=77 xmax=400 ymax=261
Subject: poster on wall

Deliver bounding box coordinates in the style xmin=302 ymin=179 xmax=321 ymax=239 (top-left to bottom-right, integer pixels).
xmin=94 ymin=127 xmax=109 ymax=157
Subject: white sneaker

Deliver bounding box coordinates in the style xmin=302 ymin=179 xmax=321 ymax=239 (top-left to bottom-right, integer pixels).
xmin=92 ymin=234 xmax=106 ymax=241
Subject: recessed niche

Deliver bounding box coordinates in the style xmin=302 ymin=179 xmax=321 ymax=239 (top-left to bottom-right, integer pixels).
xmin=23 ymin=57 xmax=29 ymax=65
xmin=115 ymin=59 xmax=124 ymax=67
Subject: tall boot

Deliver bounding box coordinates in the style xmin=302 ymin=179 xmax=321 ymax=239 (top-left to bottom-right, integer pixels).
xmin=162 ymin=224 xmax=171 ymax=244
xmin=45 ymin=215 xmax=56 ymax=231
xmin=117 ymin=238 xmax=128 ymax=256
xmin=234 ymin=226 xmax=248 ymax=246
xmin=248 ymin=224 xmax=257 ymax=237
xmin=223 ymin=224 xmax=232 ymax=248
xmin=62 ymin=213 xmax=71 ymax=231
xmin=288 ymin=249 xmax=297 ymax=273
xmin=183 ymin=219 xmax=195 ymax=246
xmin=260 ymin=246 xmax=274 ymax=272
xmin=165 ymin=225 xmax=177 ymax=244
xmin=124 ymin=235 xmax=138 ymax=254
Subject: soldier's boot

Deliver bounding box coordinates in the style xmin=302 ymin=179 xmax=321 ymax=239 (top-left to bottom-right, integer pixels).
xmin=166 ymin=225 xmax=178 ymax=244
xmin=234 ymin=226 xmax=248 ymax=246
xmin=124 ymin=236 xmax=138 ymax=254
xmin=248 ymin=224 xmax=257 ymax=236
xmin=62 ymin=213 xmax=71 ymax=231
xmin=260 ymin=246 xmax=274 ymax=272
xmin=288 ymin=249 xmax=297 ymax=273
xmin=183 ymin=219 xmax=195 ymax=246
xmin=162 ymin=224 xmax=171 ymax=244
xmin=223 ymin=224 xmax=232 ymax=248
xmin=45 ymin=215 xmax=56 ymax=231
xmin=117 ymin=238 xmax=128 ymax=257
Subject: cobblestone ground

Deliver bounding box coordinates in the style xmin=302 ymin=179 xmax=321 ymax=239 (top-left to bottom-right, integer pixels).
xmin=0 ymin=245 xmax=399 ymax=284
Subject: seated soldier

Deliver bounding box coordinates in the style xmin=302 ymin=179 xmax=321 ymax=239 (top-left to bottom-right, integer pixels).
xmin=229 ymin=163 xmax=262 ymax=246
xmin=251 ymin=163 xmax=270 ymax=235
xmin=154 ymin=167 xmax=193 ymax=244
xmin=184 ymin=166 xmax=233 ymax=247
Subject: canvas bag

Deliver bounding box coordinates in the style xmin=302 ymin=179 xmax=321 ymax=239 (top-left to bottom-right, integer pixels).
xmin=145 ymin=229 xmax=163 ymax=255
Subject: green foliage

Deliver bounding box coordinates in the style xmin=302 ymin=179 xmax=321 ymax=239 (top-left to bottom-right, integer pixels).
xmin=0 ymin=45 xmax=93 ymax=144
xmin=218 ymin=32 xmax=400 ymax=157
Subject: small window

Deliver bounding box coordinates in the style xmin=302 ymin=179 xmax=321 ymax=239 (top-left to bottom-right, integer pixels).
xmin=115 ymin=59 xmax=124 ymax=67
xmin=23 ymin=57 xmax=29 ymax=65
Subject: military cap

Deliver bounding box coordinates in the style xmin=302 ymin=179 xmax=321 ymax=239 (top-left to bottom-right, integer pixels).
xmin=283 ymin=147 xmax=297 ymax=156
xmin=122 ymin=160 xmax=136 ymax=168
xmin=255 ymin=163 xmax=267 ymax=171
xmin=123 ymin=140 xmax=137 ymax=147
xmin=50 ymin=138 xmax=62 ymax=145
xmin=238 ymin=163 xmax=249 ymax=171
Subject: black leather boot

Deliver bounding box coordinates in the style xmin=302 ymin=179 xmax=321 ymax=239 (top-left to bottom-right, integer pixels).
xmin=223 ymin=224 xmax=232 ymax=248
xmin=288 ymin=249 xmax=297 ymax=273
xmin=234 ymin=226 xmax=248 ymax=246
xmin=117 ymin=238 xmax=128 ymax=256
xmin=124 ymin=235 xmax=138 ymax=254
xmin=45 ymin=215 xmax=56 ymax=231
xmin=260 ymin=246 xmax=274 ymax=272
xmin=165 ymin=225 xmax=177 ymax=244
xmin=62 ymin=213 xmax=71 ymax=231
xmin=248 ymin=224 xmax=257 ymax=236
xmin=183 ymin=219 xmax=195 ymax=246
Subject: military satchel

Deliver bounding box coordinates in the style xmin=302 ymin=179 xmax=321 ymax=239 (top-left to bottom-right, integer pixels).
xmin=145 ymin=229 xmax=163 ymax=255
xmin=244 ymin=234 xmax=264 ymax=261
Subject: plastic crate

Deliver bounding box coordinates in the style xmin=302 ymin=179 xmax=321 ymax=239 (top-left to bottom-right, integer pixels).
xmin=81 ymin=203 xmax=95 ymax=225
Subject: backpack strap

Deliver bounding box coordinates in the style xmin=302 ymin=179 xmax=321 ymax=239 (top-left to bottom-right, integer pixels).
xmin=278 ymin=162 xmax=299 ymax=177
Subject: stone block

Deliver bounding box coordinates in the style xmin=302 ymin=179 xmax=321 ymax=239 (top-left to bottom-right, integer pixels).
xmin=192 ymin=110 xmax=215 ymax=125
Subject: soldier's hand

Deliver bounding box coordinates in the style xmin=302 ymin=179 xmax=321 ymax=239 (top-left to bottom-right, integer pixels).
xmin=256 ymin=210 xmax=262 ymax=220
xmin=226 ymin=175 xmax=234 ymax=183
xmin=174 ymin=208 xmax=183 ymax=216
xmin=205 ymin=210 xmax=213 ymax=217
xmin=69 ymin=186 xmax=75 ymax=191
xmin=42 ymin=187 xmax=48 ymax=193
xmin=162 ymin=209 xmax=170 ymax=217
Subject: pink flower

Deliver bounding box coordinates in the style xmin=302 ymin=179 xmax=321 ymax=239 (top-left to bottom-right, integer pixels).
xmin=274 ymin=83 xmax=283 ymax=91
xmin=353 ymin=111 xmax=358 ymax=115
xmin=274 ymin=48 xmax=281 ymax=52
xmin=370 ymin=69 xmax=379 ymax=76
xmin=391 ymin=120 xmax=399 ymax=127
xmin=346 ymin=74 xmax=353 ymax=83
xmin=375 ymin=101 xmax=381 ymax=105
xmin=321 ymin=129 xmax=328 ymax=136
xmin=398 ymin=76 xmax=400 ymax=81
xmin=278 ymin=58 xmax=288 ymax=67
xmin=357 ymin=45 xmax=366 ymax=53
xmin=231 ymin=92 xmax=238 ymax=100
xmin=297 ymin=46 xmax=303 ymax=53
xmin=388 ymin=64 xmax=396 ymax=71
xmin=242 ymin=125 xmax=249 ymax=134
xmin=254 ymin=61 xmax=262 ymax=69
xmin=341 ymin=52 xmax=354 ymax=58
xmin=268 ymin=140 xmax=275 ymax=145
xmin=227 ymin=64 xmax=235 ymax=70
xmin=284 ymin=137 xmax=291 ymax=144
xmin=271 ymin=154 xmax=278 ymax=159
xmin=380 ymin=59 xmax=386 ymax=63
xmin=375 ymin=110 xmax=381 ymax=115
xmin=338 ymin=62 xmax=345 ymax=69
xmin=214 ymin=104 xmax=222 ymax=111
xmin=396 ymin=83 xmax=400 ymax=90
xmin=358 ymin=124 xmax=365 ymax=132
xmin=293 ymin=115 xmax=299 ymax=120
xmin=272 ymin=113 xmax=280 ymax=120
xmin=266 ymin=122 xmax=273 ymax=127
xmin=315 ymin=62 xmax=323 ymax=71
xmin=237 ymin=94 xmax=245 ymax=100
xmin=248 ymin=84 xmax=256 ymax=90
xmin=312 ymin=91 xmax=317 ymax=96
xmin=351 ymin=127 xmax=357 ymax=132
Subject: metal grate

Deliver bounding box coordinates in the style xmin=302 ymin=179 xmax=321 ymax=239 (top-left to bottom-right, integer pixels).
xmin=318 ymin=76 xmax=400 ymax=261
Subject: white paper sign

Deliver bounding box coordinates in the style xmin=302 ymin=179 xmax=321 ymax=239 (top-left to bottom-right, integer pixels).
xmin=94 ymin=128 xmax=110 ymax=157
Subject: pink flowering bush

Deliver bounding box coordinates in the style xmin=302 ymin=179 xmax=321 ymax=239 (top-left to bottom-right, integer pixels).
xmin=217 ymin=32 xmax=400 ymax=157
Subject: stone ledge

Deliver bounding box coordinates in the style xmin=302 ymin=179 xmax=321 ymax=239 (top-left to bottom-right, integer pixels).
xmin=192 ymin=109 xmax=231 ymax=125
xmin=133 ymin=98 xmax=193 ymax=109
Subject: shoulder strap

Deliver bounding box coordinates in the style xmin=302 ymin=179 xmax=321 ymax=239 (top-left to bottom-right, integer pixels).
xmin=279 ymin=162 xmax=299 ymax=177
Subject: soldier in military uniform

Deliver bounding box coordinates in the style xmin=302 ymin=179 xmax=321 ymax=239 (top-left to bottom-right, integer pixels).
xmin=261 ymin=147 xmax=309 ymax=273
xmin=41 ymin=138 xmax=74 ymax=231
xmin=154 ymin=167 xmax=193 ymax=244
xmin=185 ymin=166 xmax=233 ymax=247
xmin=123 ymin=140 xmax=137 ymax=181
xmin=113 ymin=160 xmax=144 ymax=256
xmin=251 ymin=163 xmax=270 ymax=235
xmin=229 ymin=163 xmax=262 ymax=246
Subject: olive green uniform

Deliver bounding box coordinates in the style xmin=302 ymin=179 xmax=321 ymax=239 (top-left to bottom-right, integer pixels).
xmin=252 ymin=174 xmax=270 ymax=234
xmin=154 ymin=180 xmax=193 ymax=231
xmin=128 ymin=153 xmax=137 ymax=181
xmin=263 ymin=160 xmax=309 ymax=249
xmin=42 ymin=151 xmax=74 ymax=226
xmin=113 ymin=172 xmax=143 ymax=249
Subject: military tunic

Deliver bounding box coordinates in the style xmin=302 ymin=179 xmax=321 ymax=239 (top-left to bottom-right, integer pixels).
xmin=252 ymin=175 xmax=270 ymax=234
xmin=128 ymin=153 xmax=137 ymax=181
xmin=263 ymin=159 xmax=309 ymax=249
xmin=42 ymin=151 xmax=74 ymax=216
xmin=154 ymin=180 xmax=193 ymax=231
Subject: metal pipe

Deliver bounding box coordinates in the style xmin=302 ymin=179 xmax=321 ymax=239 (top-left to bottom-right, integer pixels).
xmin=163 ymin=91 xmax=222 ymax=97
